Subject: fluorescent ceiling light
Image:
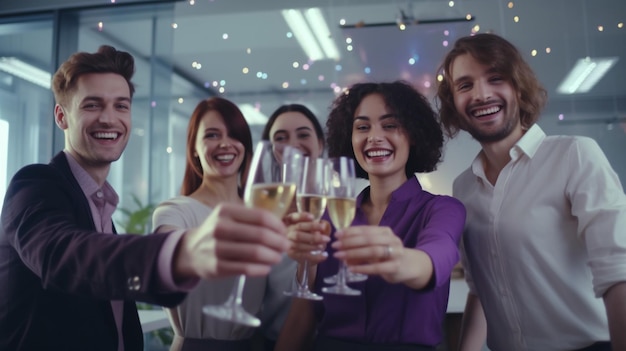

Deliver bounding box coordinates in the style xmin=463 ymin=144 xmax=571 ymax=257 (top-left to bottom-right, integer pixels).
xmin=557 ymin=57 xmax=618 ymax=94
xmin=281 ymin=8 xmax=340 ymax=61
xmin=0 ymin=57 xmax=51 ymax=89
xmin=239 ymin=104 xmax=269 ymax=126
xmin=282 ymin=9 xmax=324 ymax=61
xmin=304 ymin=8 xmax=341 ymax=61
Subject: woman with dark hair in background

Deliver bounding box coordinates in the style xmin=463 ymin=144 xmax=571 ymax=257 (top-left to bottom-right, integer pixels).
xmin=257 ymin=103 xmax=327 ymax=350
xmin=276 ymin=81 xmax=466 ymax=351
xmin=152 ymin=97 xmax=263 ymax=351
xmin=261 ymin=103 xmax=325 ymax=160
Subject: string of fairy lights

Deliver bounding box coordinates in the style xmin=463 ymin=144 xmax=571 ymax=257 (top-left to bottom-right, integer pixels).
xmin=92 ymin=0 xmax=623 ymax=115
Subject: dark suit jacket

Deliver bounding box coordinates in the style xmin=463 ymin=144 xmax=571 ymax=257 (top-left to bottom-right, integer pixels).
xmin=0 ymin=152 xmax=186 ymax=350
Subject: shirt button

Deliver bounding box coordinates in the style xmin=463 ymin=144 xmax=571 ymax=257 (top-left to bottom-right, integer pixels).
xmin=127 ymin=276 xmax=141 ymax=291
xmin=96 ymin=191 xmax=104 ymax=198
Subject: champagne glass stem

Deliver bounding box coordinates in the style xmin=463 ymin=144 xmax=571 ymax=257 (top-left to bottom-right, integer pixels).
xmin=337 ymin=262 xmax=348 ymax=286
xmin=203 ymin=274 xmax=260 ymax=327
xmin=322 ymin=257 xmax=361 ymax=296
xmin=227 ymin=275 xmax=246 ymax=306
xmin=297 ymin=260 xmax=310 ymax=290
xmin=284 ymin=258 xmax=322 ymax=300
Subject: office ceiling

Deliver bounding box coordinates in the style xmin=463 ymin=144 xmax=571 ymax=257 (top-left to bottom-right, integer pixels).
xmin=155 ymin=0 xmax=626 ymax=108
xmin=2 ymin=0 xmax=625 ymax=123
xmin=1 ymin=0 xmax=624 ymax=194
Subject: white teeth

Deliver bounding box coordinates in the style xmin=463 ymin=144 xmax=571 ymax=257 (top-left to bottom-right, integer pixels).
xmin=473 ymin=106 xmax=501 ymax=117
xmin=93 ymin=132 xmax=118 ymax=139
xmin=216 ymin=154 xmax=235 ymax=161
xmin=366 ymin=150 xmax=391 ymax=157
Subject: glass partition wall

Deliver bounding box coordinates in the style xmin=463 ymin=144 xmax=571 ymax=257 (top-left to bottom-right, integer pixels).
xmin=0 ymin=16 xmax=55 ymax=213
xmin=0 ymin=3 xmax=207 ymax=224
xmin=1 ymin=0 xmax=625 ymax=219
xmin=74 ymin=4 xmax=185 ymax=221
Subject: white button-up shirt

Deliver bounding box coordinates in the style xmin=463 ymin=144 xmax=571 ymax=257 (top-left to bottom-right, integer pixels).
xmin=454 ymin=124 xmax=626 ymax=351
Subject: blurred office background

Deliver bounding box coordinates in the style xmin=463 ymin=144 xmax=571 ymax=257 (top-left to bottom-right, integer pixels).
xmin=0 ymin=0 xmax=624 ymax=224
xmin=1 ymin=1 xmax=624 ymax=350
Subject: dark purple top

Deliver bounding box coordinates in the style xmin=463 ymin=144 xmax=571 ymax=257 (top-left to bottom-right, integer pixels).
xmin=314 ymin=177 xmax=465 ymax=346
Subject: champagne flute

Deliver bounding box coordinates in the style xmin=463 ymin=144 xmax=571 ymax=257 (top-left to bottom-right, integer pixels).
xmin=283 ymin=157 xmax=328 ymax=300
xmin=322 ymin=157 xmax=361 ymax=296
xmin=202 ymin=141 xmax=300 ymax=326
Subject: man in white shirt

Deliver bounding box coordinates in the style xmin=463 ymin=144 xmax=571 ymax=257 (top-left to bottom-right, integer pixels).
xmin=436 ymin=33 xmax=626 ymax=351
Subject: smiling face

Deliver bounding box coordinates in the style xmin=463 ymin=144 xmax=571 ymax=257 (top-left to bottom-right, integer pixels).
xmin=352 ymin=93 xmax=409 ymax=182
xmin=450 ymin=53 xmax=523 ymax=145
xmin=269 ymin=111 xmax=324 ymax=162
xmin=55 ymin=72 xmax=131 ymax=182
xmin=195 ymin=110 xmax=245 ymax=179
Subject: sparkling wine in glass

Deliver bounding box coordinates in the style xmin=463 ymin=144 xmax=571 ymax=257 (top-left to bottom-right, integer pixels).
xmin=284 ymin=157 xmax=328 ymax=300
xmin=322 ymin=157 xmax=361 ymax=296
xmin=202 ymin=141 xmax=300 ymax=326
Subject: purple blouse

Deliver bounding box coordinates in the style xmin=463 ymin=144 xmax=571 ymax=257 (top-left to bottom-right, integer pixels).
xmin=313 ymin=177 xmax=465 ymax=346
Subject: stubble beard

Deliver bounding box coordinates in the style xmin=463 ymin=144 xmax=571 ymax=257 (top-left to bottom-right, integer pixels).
xmin=466 ymin=117 xmax=518 ymax=143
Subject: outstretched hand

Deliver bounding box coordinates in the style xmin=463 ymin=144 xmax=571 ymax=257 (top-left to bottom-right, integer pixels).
xmin=173 ymin=202 xmax=290 ymax=280
xmin=332 ymin=225 xmax=405 ymax=283
xmin=284 ymin=212 xmax=331 ymax=264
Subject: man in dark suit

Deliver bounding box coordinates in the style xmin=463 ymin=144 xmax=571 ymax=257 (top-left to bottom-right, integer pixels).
xmin=0 ymin=45 xmax=289 ymax=351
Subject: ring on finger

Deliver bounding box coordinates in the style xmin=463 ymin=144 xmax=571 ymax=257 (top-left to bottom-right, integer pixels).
xmin=384 ymin=244 xmax=393 ymax=260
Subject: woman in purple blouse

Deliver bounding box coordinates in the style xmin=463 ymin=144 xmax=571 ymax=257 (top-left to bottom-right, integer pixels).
xmin=275 ymin=81 xmax=466 ymax=351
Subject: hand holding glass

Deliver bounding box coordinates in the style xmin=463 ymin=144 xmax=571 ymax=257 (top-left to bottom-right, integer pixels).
xmin=202 ymin=141 xmax=300 ymax=326
xmin=284 ymin=157 xmax=328 ymax=300
xmin=322 ymin=157 xmax=362 ymax=296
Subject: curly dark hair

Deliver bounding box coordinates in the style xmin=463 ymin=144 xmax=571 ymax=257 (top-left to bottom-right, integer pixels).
xmin=326 ymin=81 xmax=443 ymax=179
xmin=436 ymin=33 xmax=547 ymax=138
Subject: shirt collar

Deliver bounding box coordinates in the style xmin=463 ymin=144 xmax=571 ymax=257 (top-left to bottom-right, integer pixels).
xmin=356 ymin=176 xmax=422 ymax=207
xmin=470 ymin=124 xmax=546 ymax=178
xmin=64 ymin=150 xmax=119 ymax=206
xmin=514 ymin=123 xmax=546 ymax=159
